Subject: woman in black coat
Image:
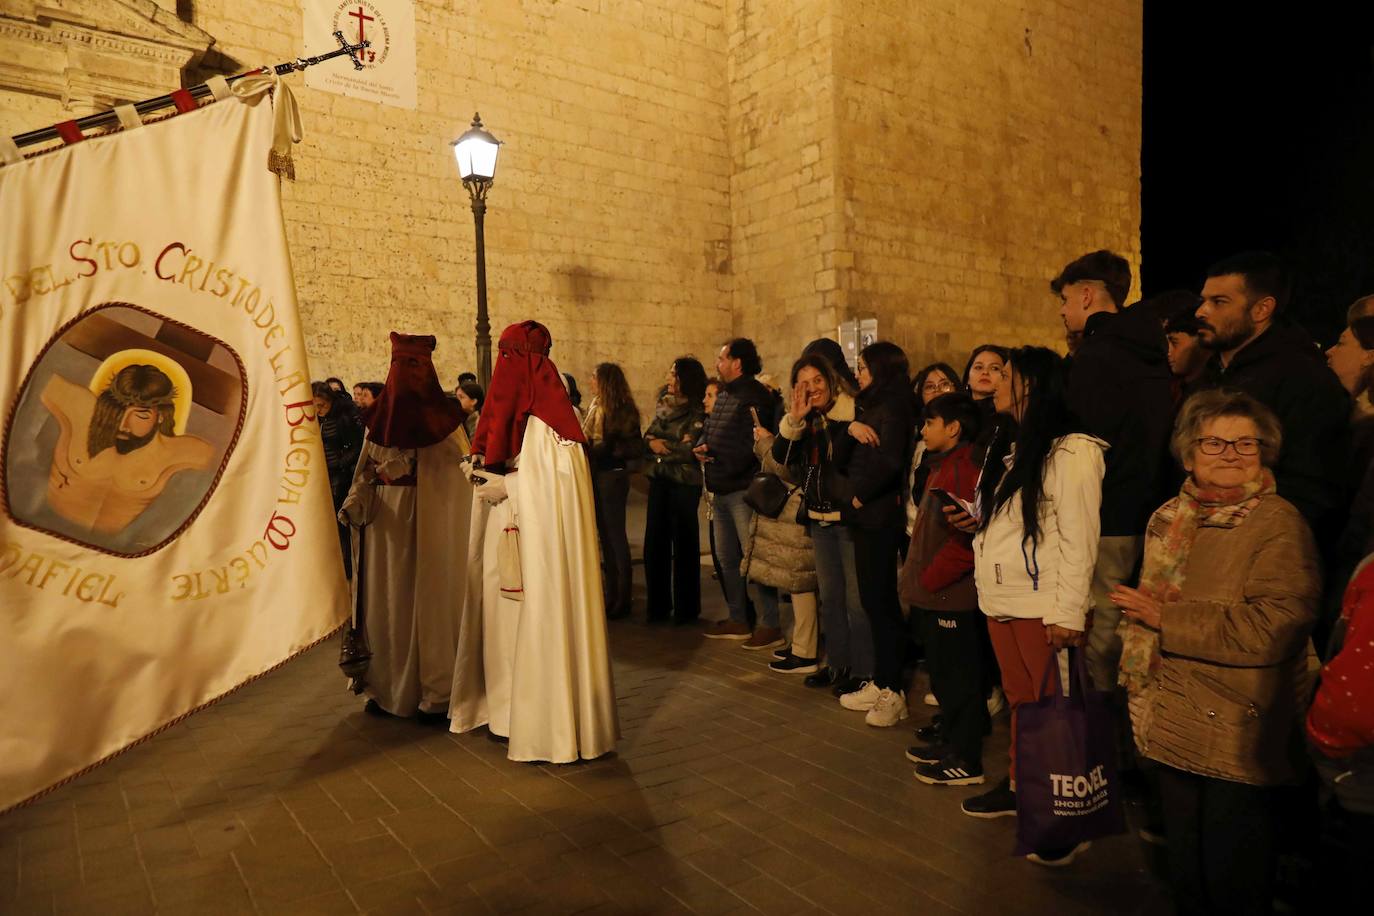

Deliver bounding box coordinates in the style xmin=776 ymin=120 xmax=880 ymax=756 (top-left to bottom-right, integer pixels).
xmin=842 ymin=342 xmax=917 ymax=726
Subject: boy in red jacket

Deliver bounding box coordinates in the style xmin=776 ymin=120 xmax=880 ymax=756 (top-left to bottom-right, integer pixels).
xmin=898 ymin=393 xmax=987 ymax=785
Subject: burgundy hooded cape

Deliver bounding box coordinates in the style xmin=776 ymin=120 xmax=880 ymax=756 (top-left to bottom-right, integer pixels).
xmin=363 ymin=332 xmax=464 ymax=449
xmin=471 ymin=321 xmax=584 ymax=466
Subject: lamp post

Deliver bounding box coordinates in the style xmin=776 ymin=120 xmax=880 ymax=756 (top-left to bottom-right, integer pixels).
xmin=451 ymin=113 xmax=502 ymax=388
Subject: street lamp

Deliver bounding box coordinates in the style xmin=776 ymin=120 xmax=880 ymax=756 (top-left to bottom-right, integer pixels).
xmin=451 ymin=113 xmax=502 ymax=388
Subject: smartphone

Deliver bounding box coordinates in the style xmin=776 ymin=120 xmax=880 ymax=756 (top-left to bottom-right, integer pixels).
xmin=930 ymin=487 xmax=966 ymax=513
xmin=749 ymin=406 xmax=761 ymax=427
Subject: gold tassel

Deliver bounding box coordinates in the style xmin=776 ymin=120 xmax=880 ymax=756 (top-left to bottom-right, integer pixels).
xmin=267 ymin=148 xmax=295 ymax=181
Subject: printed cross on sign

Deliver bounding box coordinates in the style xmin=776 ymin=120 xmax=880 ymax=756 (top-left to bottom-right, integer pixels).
xmin=348 ymin=5 xmax=374 ymax=47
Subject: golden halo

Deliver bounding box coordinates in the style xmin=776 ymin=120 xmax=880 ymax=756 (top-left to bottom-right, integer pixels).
xmin=88 ymin=349 xmax=193 ymax=435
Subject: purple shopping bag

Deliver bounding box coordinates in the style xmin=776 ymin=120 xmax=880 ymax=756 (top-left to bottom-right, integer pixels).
xmin=1012 ymin=648 xmax=1126 ymax=855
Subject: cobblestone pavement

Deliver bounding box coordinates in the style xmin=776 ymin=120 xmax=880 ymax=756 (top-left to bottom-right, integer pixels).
xmin=1 ymin=587 xmax=1171 ymax=915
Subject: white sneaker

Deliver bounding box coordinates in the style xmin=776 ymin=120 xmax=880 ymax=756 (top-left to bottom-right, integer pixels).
xmin=839 ymin=680 xmax=881 ymax=711
xmin=865 ymin=688 xmax=909 ymax=727
xmin=923 ymin=692 xmax=938 ymax=707
xmin=986 ymin=686 xmax=1006 ymax=716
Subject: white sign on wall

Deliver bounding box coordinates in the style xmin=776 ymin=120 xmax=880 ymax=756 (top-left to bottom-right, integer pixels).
xmin=839 ymin=318 xmax=878 ymax=370
xmin=302 ymin=0 xmax=417 ymax=110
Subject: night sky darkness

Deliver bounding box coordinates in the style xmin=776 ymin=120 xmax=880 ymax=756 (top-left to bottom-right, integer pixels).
xmin=1142 ymin=5 xmax=1374 ymax=344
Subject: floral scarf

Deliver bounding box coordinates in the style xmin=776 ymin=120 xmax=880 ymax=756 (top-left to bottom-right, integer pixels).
xmin=1118 ymin=469 xmax=1277 ymax=694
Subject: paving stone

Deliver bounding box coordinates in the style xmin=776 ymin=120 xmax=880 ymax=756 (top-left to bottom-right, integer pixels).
xmin=2 ymin=558 xmax=1172 ymax=915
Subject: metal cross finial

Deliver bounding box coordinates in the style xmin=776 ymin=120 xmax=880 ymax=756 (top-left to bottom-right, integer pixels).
xmin=334 ymin=29 xmax=368 ymax=71
xmin=282 ymin=31 xmax=369 ymax=74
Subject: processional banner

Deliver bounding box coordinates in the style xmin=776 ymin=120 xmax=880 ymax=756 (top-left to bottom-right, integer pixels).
xmin=0 ymin=89 xmax=348 ymax=812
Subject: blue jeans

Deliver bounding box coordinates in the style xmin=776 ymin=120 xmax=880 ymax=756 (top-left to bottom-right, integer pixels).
xmin=711 ymin=489 xmax=779 ymax=629
xmin=812 ymin=523 xmax=872 ymax=678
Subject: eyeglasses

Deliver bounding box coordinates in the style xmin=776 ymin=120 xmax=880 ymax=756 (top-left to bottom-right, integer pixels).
xmin=922 ymin=379 xmax=956 ymax=396
xmin=1195 ymin=436 xmax=1263 ymax=457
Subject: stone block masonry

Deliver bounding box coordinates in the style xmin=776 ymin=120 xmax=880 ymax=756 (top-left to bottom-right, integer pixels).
xmin=0 ymin=0 xmax=1140 ymax=405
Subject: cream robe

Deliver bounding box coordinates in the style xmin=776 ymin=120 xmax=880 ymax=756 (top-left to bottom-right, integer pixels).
xmin=450 ymin=417 xmax=619 ymax=762
xmin=342 ymin=429 xmax=471 ymax=716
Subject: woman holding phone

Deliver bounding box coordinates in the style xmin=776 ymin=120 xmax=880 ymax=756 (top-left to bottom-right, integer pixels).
xmin=961 ymin=347 xmax=1106 ymax=868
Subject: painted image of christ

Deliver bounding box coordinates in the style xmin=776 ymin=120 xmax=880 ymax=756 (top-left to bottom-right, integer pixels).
xmin=3 ymin=304 xmax=246 ymax=556
xmin=41 ymin=362 xmax=214 ymax=535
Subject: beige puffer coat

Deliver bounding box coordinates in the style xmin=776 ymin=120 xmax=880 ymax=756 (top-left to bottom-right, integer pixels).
xmin=741 ymin=434 xmax=816 ymax=594
xmin=1131 ymin=494 xmax=1321 ymax=786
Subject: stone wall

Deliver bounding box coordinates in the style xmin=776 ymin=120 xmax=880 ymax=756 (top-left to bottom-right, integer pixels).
xmin=834 ymin=0 xmax=1144 ymax=373
xmin=2 ymin=0 xmax=1142 ymax=405
xmin=726 ymin=0 xmax=843 ymax=382
xmin=177 ymin=0 xmax=736 ymax=408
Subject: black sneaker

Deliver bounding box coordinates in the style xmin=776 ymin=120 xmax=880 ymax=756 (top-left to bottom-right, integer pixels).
xmin=914 ymin=717 xmax=944 ymax=744
xmin=1026 ymin=841 xmax=1091 ymax=867
xmin=961 ymin=776 xmax=1016 ymax=819
xmin=772 ymin=645 xmax=791 ymax=661
xmin=904 ymin=743 xmax=949 ymax=765
xmin=831 ymin=674 xmax=864 ymax=698
xmin=913 ymin=756 xmax=985 ymax=786
xmin=770 ymin=654 xmax=819 ymax=674
xmin=805 ymin=666 xmax=842 ymax=689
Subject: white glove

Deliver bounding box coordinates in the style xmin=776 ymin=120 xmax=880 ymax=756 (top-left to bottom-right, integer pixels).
xmin=460 ymin=454 xmax=484 ymax=483
xmin=472 ymin=470 xmax=508 ymax=505
xmin=375 ymin=453 xmax=413 ymax=482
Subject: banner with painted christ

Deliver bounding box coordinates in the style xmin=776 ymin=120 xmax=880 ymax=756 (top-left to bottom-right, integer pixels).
xmin=0 ymin=87 xmax=348 ymax=812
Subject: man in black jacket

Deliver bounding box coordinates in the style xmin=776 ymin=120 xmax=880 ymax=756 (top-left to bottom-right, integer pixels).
xmin=694 ymin=338 xmax=782 ymax=647
xmin=1195 ymin=251 xmax=1350 ymax=539
xmin=1054 ymin=250 xmax=1174 ymax=692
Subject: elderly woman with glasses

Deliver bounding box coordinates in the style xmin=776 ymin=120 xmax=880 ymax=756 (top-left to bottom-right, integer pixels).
xmin=1111 ymin=388 xmax=1320 ymax=916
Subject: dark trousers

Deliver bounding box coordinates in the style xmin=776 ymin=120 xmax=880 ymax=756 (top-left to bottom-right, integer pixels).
xmin=852 ymin=524 xmax=907 ymax=691
xmin=1156 ymin=765 xmax=1278 ymax=916
xmin=643 ymin=476 xmax=702 ymax=622
xmin=1314 ymin=799 xmax=1374 ymax=909
xmin=924 ymin=610 xmax=989 ymax=766
xmin=593 ymin=469 xmax=633 ymax=618
xmin=329 ymin=473 xmax=351 ymax=579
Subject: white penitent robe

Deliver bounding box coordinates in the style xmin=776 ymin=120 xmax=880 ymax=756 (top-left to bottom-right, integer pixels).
xmin=450 ymin=417 xmax=619 ymax=762
xmin=342 ymin=429 xmax=471 ymax=716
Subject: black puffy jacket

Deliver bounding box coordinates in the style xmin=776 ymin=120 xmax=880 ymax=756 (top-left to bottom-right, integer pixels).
xmin=697 ymin=375 xmax=777 ymax=494
xmin=1067 ymin=306 xmax=1174 ymax=537
xmin=845 ymin=383 xmax=915 ymax=529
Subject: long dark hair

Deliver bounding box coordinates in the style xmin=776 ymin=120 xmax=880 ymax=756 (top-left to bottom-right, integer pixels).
xmin=978 ymin=347 xmax=1078 ymax=548
xmin=594 ymin=362 xmax=640 ymax=429
xmin=672 ymin=356 xmax=708 ymax=407
xmin=857 ymin=343 xmax=912 ymax=422
xmin=789 ymin=353 xmax=845 ymax=412
xmin=801 ymin=338 xmax=858 ymax=394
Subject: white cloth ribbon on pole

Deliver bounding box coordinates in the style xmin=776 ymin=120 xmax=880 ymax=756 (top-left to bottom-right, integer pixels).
xmin=114 ymin=105 xmax=142 ymax=131
xmin=230 ymin=68 xmax=303 ymax=178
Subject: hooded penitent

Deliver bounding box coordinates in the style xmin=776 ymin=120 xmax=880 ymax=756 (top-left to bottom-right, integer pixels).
xmin=471 ymin=321 xmax=585 ymax=466
xmin=363 ymin=333 xmax=463 ymax=449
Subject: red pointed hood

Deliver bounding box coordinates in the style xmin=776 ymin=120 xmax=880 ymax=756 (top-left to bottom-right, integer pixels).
xmin=362 ymin=332 xmax=463 ymax=449
xmin=471 ymin=321 xmax=585 ymax=465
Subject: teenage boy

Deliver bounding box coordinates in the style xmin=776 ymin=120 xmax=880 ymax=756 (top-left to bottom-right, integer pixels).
xmin=1054 ymin=249 xmax=1173 ymax=693
xmin=897 ymin=393 xmax=988 ymax=785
